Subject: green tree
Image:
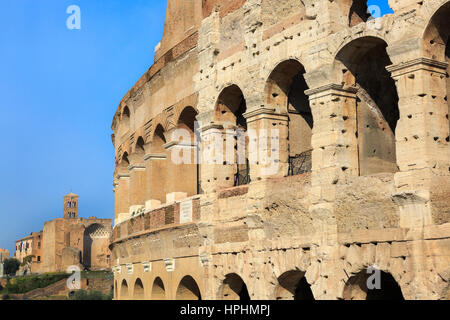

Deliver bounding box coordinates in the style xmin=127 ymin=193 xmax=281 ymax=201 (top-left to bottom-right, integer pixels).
xmin=3 ymin=258 xmax=20 ymax=276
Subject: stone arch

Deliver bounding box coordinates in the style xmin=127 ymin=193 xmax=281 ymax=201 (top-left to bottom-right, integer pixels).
xmin=423 ymin=1 xmax=450 ymax=136
xmin=275 ymin=270 xmax=314 ymax=300
xmin=343 ymin=267 xmax=404 ymax=300
xmin=422 ymin=0 xmax=450 ymax=59
xmin=266 ymin=59 xmax=313 ymax=176
xmin=133 ymin=278 xmax=145 ymax=300
xmin=167 ymin=106 xmax=200 ymax=196
xmin=148 ymin=124 xmax=168 ymax=203
xmin=120 ymin=279 xmax=129 ymax=300
xmin=219 ymin=273 xmax=251 ymax=300
xmin=335 ymin=36 xmax=399 ymax=176
xmin=347 ymin=0 xmax=370 ymax=27
xmin=176 ymin=276 xmax=202 ymax=300
xmin=134 ymin=136 xmax=146 ymax=155
xmin=151 ymin=277 xmax=166 ymax=300
xmin=119 ymin=106 xmax=131 ymax=137
xmin=215 ymin=85 xmax=250 ymax=186
xmin=82 ymin=223 xmax=110 ymax=270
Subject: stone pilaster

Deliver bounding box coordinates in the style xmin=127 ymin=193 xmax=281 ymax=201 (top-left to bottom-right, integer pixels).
xmin=388 ymin=57 xmax=449 ymax=299
xmin=198 ymin=123 xmax=236 ymax=194
xmin=304 ymin=83 xmax=359 ymax=299
xmin=244 ymin=108 xmax=289 ymax=181
xmin=144 ymin=153 xmax=167 ymax=204
xmin=116 ymin=173 xmax=130 ymax=223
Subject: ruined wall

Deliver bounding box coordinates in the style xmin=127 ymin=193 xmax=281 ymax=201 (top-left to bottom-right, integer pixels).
xmin=111 ymin=0 xmax=450 ymax=300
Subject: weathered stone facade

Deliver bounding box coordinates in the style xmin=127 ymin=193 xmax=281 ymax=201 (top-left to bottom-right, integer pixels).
xmin=110 ymin=0 xmax=450 ymax=300
xmin=15 ymin=193 xmax=113 ymax=274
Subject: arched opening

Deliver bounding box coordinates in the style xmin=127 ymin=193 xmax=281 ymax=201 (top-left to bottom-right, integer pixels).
xmin=176 ymin=276 xmax=202 ymax=300
xmin=149 ymin=125 xmax=168 ymax=203
xmin=215 ymin=85 xmax=250 ymax=186
xmin=266 ymin=60 xmax=312 ymax=176
xmin=343 ymin=268 xmax=404 ymax=300
xmin=120 ymin=280 xmax=129 ymax=300
xmin=171 ymin=106 xmax=199 ymax=196
xmin=82 ymin=224 xmax=110 ymax=270
xmin=133 ymin=278 xmax=145 ymax=300
xmin=135 ymin=137 xmax=145 ymax=155
xmin=151 ymin=277 xmax=166 ymax=300
xmin=219 ymin=273 xmax=251 ymax=300
xmin=120 ymin=106 xmax=131 ymax=137
xmin=275 ymin=270 xmax=314 ymax=300
xmin=424 ymin=2 xmax=450 ymax=139
xmin=336 ymin=36 xmax=399 ymax=176
xmin=348 ymin=0 xmax=370 ymax=27
xmin=131 ymin=136 xmax=147 ymax=207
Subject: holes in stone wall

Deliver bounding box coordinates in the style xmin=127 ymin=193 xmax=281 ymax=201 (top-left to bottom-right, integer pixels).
xmin=266 ymin=60 xmax=312 ymax=176
xmin=215 ymin=85 xmax=250 ymax=186
xmin=336 ymin=36 xmax=399 ymax=176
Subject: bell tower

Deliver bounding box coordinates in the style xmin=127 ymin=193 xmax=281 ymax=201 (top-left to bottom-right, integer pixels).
xmin=64 ymin=193 xmax=79 ymax=219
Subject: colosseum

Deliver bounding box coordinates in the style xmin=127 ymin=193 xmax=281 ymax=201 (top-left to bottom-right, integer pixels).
xmin=110 ymin=0 xmax=450 ymax=300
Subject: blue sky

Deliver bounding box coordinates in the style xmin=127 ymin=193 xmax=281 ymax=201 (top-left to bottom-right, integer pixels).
xmin=0 ymin=0 xmax=166 ymax=254
xmin=0 ymin=0 xmax=393 ymax=255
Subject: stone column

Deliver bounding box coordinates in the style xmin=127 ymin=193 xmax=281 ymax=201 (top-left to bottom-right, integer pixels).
xmin=387 ymin=57 xmax=449 ymax=299
xmin=303 ymin=83 xmax=359 ymax=299
xmin=128 ymin=154 xmax=146 ymax=209
xmin=163 ymin=132 xmax=197 ymax=199
xmin=387 ymin=58 xmax=449 ymax=204
xmin=244 ymin=108 xmax=289 ymax=181
xmin=305 ymin=84 xmax=359 ymax=204
xmin=144 ymin=153 xmax=167 ymax=205
xmin=116 ymin=173 xmax=130 ymax=223
xmin=199 ymin=123 xmax=236 ymax=194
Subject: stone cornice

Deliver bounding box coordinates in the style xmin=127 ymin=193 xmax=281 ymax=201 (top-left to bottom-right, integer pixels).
xmin=163 ymin=141 xmax=197 ymax=150
xmin=387 ymin=58 xmax=448 ymax=75
xmin=305 ymin=84 xmax=358 ymax=100
xmin=243 ymin=107 xmax=289 ymax=123
xmin=143 ymin=153 xmax=166 ymax=161
xmin=128 ymin=164 xmax=146 ymax=171
xmin=117 ymin=173 xmax=130 ymax=179
xmin=199 ymin=123 xmax=224 ymax=132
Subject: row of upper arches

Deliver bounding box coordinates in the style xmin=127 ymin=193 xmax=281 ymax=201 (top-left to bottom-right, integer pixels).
xmin=115 ymin=266 xmax=405 ymax=300
xmin=114 ymin=1 xmax=450 ymax=200
xmin=114 ymin=0 xmax=448 ymax=144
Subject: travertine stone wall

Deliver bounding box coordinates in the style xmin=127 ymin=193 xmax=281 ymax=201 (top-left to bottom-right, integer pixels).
xmin=111 ymin=0 xmax=450 ymax=300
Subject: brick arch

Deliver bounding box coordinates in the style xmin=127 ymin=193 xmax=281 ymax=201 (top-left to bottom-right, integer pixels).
xmin=151 ymin=276 xmax=167 ymax=300
xmin=422 ymin=0 xmax=450 ymax=61
xmin=133 ymin=278 xmax=145 ymax=300
xmin=342 ymin=267 xmax=404 ymax=300
xmin=175 ymin=275 xmax=202 ymax=300
xmin=331 ymin=30 xmax=390 ymax=63
xmin=120 ymin=279 xmax=129 ymax=300
xmin=218 ymin=273 xmax=251 ymax=300
xmin=174 ymin=105 xmax=199 ymax=130
xmin=132 ymin=136 xmax=146 ymax=155
xmin=334 ymin=35 xmax=399 ymax=176
xmin=148 ymin=115 xmax=169 ymax=144
xmin=339 ymin=244 xmax=409 ymax=300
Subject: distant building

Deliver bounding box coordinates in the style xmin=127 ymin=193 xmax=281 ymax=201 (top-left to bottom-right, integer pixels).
xmin=14 ymin=193 xmax=112 ymax=274
xmin=0 ymin=248 xmax=9 ymax=278
xmin=0 ymin=249 xmax=9 ymax=263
